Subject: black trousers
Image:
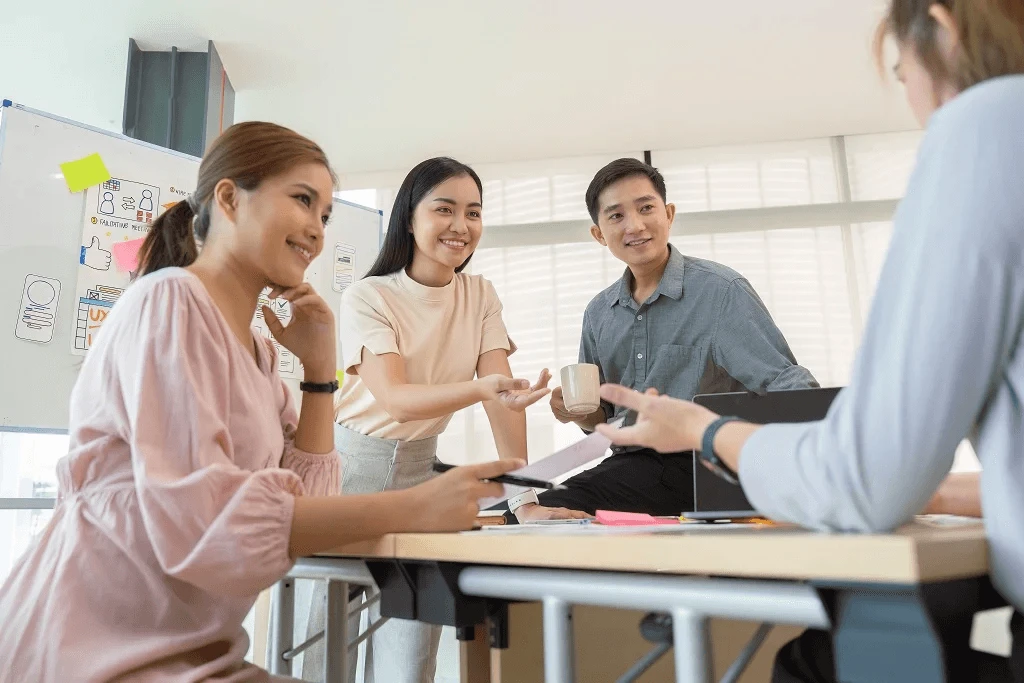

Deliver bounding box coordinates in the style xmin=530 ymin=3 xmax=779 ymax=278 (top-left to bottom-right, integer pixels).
xmin=773 ymin=612 xmax=1024 ymax=683
xmin=537 ymin=448 xmax=694 ymax=516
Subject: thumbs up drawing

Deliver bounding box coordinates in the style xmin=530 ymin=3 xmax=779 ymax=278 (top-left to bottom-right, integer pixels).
xmin=81 ymin=236 xmax=112 ymax=271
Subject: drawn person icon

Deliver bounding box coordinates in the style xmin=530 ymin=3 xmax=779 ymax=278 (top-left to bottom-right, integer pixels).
xmin=139 ymin=189 xmax=154 ymax=212
xmin=99 ymin=192 xmax=115 ymax=215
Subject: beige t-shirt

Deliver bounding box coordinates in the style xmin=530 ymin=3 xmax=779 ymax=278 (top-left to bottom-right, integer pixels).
xmin=335 ymin=268 xmax=516 ymax=440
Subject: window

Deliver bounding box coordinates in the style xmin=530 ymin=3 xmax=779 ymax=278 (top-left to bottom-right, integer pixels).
xmin=0 ymin=432 xmax=66 ymax=581
xmin=472 ymin=154 xmax=644 ymax=226
xmin=336 ymin=188 xmax=395 ymax=230
xmin=654 ymin=138 xmax=839 ymax=212
xmin=672 ymin=227 xmax=856 ymax=386
xmin=845 ymin=131 xmax=924 ymax=201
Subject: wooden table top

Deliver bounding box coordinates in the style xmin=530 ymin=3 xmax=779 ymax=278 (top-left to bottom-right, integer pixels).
xmin=319 ymin=519 xmax=987 ymax=584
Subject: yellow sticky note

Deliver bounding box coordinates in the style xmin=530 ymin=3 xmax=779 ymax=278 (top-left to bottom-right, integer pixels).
xmin=336 ymin=370 xmax=345 ymax=387
xmin=60 ymin=153 xmax=111 ymax=193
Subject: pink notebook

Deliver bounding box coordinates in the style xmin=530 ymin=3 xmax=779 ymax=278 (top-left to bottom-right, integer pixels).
xmin=595 ymin=510 xmax=679 ymax=526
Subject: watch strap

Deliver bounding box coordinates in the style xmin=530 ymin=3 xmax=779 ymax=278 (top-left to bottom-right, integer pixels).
xmin=507 ymin=489 xmax=540 ymax=514
xmin=699 ymin=416 xmax=743 ymax=485
xmin=299 ymin=379 xmax=340 ymax=394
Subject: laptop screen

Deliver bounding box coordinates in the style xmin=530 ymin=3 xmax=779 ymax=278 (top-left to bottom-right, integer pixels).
xmin=689 ymin=387 xmax=841 ymax=515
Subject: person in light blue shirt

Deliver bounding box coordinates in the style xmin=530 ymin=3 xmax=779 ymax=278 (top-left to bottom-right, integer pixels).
xmin=596 ymin=0 xmax=1024 ymax=680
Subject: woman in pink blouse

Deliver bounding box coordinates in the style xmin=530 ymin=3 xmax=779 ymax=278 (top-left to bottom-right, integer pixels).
xmin=0 ymin=122 xmax=521 ymax=683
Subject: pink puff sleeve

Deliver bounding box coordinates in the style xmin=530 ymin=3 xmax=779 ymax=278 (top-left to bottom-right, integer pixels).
xmin=110 ymin=277 xmax=304 ymax=598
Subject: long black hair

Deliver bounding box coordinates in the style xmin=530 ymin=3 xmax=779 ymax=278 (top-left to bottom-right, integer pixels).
xmin=364 ymin=157 xmax=483 ymax=278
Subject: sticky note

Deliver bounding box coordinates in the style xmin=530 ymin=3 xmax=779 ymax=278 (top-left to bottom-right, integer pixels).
xmin=595 ymin=510 xmax=678 ymax=526
xmin=60 ymin=153 xmax=111 ymax=193
xmin=336 ymin=370 xmax=345 ymax=387
xmin=111 ymin=237 xmax=145 ymax=273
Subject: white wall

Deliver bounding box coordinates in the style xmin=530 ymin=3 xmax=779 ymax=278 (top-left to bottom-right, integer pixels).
xmin=0 ymin=15 xmax=126 ymax=132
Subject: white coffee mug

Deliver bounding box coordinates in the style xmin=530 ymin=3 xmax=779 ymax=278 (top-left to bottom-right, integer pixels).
xmin=560 ymin=363 xmax=601 ymax=415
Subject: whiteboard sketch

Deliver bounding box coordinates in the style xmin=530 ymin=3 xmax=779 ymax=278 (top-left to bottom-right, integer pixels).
xmin=253 ymin=289 xmax=301 ymax=378
xmin=15 ymin=274 xmax=62 ymax=344
xmin=97 ymin=178 xmax=161 ymax=224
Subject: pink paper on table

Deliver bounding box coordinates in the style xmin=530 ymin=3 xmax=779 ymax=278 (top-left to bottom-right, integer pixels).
xmin=111 ymin=238 xmax=145 ymax=273
xmin=595 ymin=510 xmax=679 ymax=526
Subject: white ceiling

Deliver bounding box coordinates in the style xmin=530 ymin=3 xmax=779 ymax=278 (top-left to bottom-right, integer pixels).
xmin=1 ymin=0 xmax=916 ymax=177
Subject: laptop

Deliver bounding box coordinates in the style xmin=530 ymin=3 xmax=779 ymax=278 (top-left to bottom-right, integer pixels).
xmin=687 ymin=387 xmax=841 ymax=520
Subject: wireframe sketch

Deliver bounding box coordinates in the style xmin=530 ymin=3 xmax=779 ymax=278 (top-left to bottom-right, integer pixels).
xmin=81 ymin=236 xmax=112 ymax=271
xmin=253 ymin=288 xmax=299 ymax=376
xmin=99 ymin=192 xmax=115 ymax=215
xmin=333 ymin=243 xmax=356 ymax=293
xmin=73 ymin=285 xmax=123 ymax=351
xmin=15 ymin=274 xmax=62 ymax=344
xmin=95 ymin=177 xmax=160 ymax=224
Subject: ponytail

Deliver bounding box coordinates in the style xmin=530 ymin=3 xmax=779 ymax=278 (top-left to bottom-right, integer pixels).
xmin=137 ymin=199 xmax=201 ymax=276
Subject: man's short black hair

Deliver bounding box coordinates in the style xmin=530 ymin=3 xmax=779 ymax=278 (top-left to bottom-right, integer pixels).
xmin=585 ymin=158 xmax=668 ymax=224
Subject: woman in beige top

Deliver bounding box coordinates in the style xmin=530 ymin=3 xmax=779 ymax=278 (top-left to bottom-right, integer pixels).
xmin=303 ymin=157 xmax=566 ymax=683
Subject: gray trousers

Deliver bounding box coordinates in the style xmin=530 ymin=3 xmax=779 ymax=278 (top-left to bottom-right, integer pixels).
xmin=301 ymin=425 xmax=442 ymax=683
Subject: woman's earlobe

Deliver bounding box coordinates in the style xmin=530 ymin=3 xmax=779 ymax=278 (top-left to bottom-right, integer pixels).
xmin=212 ymin=179 xmax=240 ymax=223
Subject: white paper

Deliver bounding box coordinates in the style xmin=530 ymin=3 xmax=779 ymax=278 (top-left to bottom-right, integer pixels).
xmin=15 ymin=274 xmax=62 ymax=344
xmin=72 ymin=177 xmax=194 ymax=355
xmin=332 ymin=243 xmax=356 ymax=293
xmin=514 ymin=425 xmax=618 ymax=482
xmin=478 ymin=423 xmax=620 ymax=507
xmin=253 ymin=289 xmax=302 ymax=379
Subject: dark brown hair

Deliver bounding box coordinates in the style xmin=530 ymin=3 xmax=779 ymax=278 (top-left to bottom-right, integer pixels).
xmin=585 ymin=158 xmax=667 ymax=225
xmin=875 ymin=0 xmax=1024 ymax=90
xmin=137 ymin=121 xmax=335 ymax=276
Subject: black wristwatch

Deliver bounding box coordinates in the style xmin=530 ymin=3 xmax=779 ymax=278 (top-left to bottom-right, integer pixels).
xmin=299 ymin=379 xmax=339 ymax=394
xmin=698 ymin=416 xmax=743 ymax=485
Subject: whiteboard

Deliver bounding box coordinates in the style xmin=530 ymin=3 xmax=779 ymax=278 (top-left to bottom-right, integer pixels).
xmin=0 ymin=102 xmax=382 ymax=431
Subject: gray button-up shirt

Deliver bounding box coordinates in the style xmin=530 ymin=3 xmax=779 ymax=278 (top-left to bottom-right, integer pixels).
xmin=581 ymin=245 xmax=818 ymax=435
xmin=739 ymin=75 xmax=1024 ymax=611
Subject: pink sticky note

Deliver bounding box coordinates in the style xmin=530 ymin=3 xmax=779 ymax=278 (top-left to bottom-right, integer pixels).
xmin=595 ymin=510 xmax=679 ymax=526
xmin=111 ymin=238 xmax=145 ymax=273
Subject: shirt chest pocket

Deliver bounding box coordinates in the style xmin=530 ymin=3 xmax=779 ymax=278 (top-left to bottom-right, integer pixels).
xmin=645 ymin=344 xmax=706 ymax=401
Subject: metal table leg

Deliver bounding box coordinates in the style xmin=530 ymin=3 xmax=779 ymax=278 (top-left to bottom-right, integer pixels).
xmin=671 ymin=608 xmax=712 ymax=683
xmin=543 ymin=597 xmax=575 ymax=683
xmin=268 ymin=578 xmax=295 ymax=675
xmin=459 ymin=566 xmax=829 ymax=683
xmin=324 ymin=580 xmax=350 ymax=683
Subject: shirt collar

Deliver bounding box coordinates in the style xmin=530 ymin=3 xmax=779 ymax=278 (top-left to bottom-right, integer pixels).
xmin=611 ymin=244 xmax=686 ymax=308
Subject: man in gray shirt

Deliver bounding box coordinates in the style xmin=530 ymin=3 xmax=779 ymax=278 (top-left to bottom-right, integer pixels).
xmin=514 ymin=158 xmax=818 ymax=521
